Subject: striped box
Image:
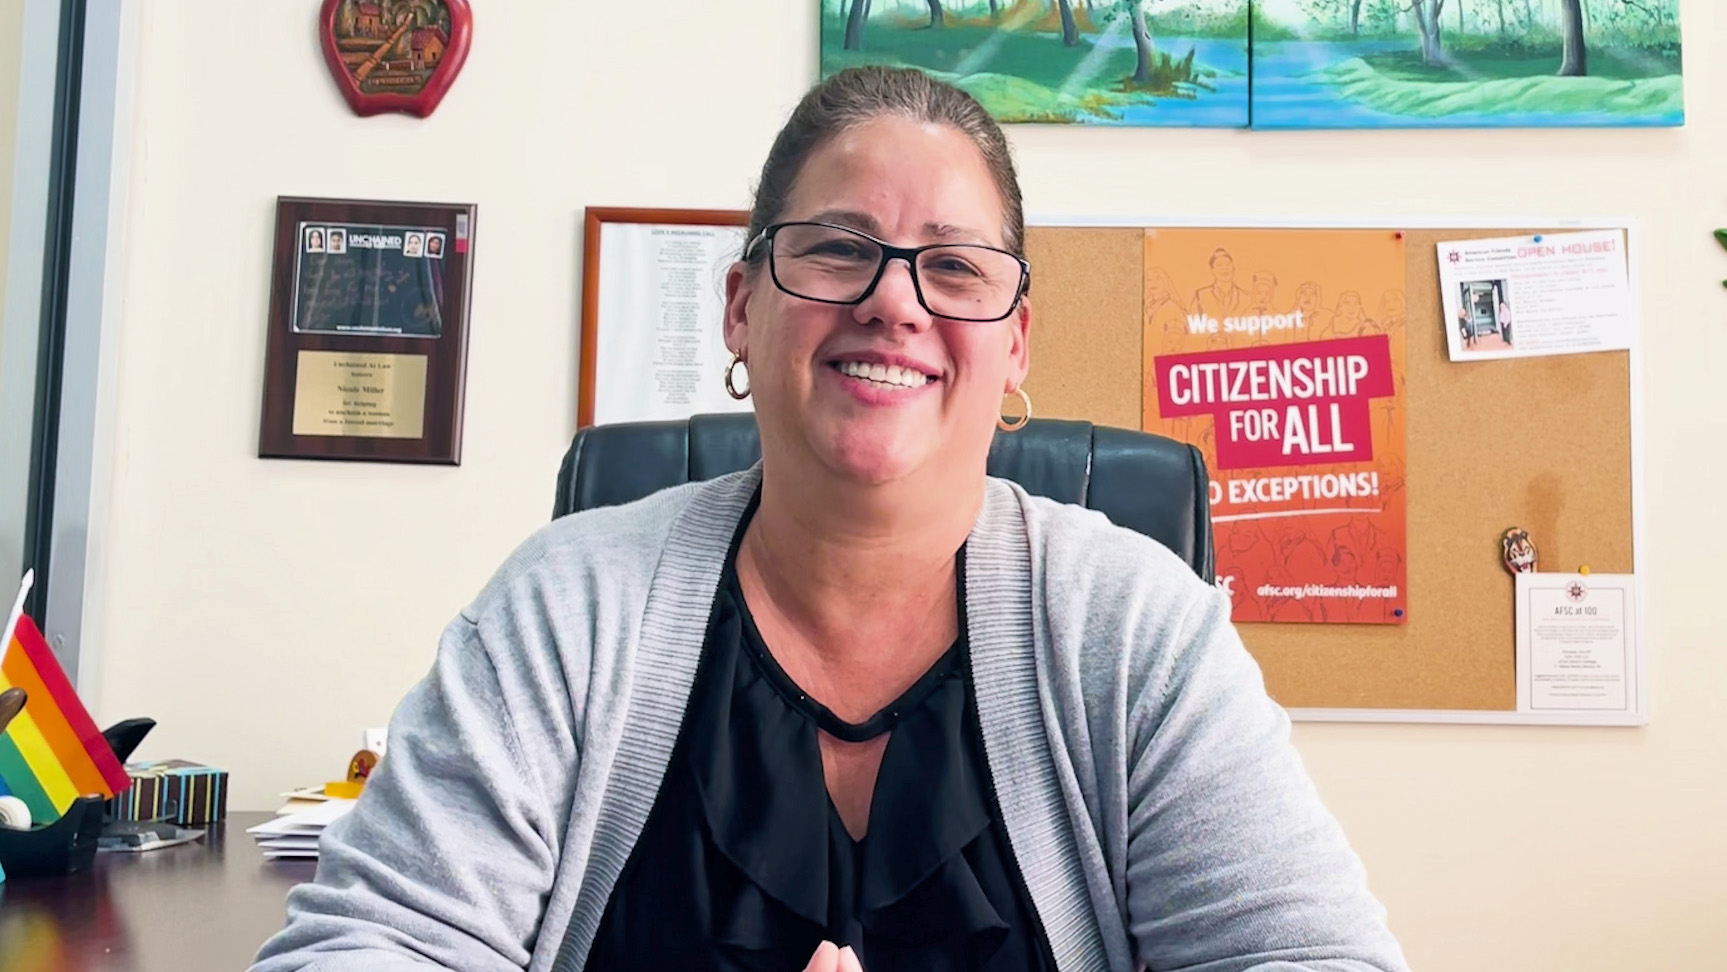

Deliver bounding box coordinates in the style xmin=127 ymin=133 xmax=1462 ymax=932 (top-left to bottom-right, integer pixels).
xmin=108 ymin=760 xmax=228 ymax=826
xmin=105 ymin=770 xmax=167 ymax=822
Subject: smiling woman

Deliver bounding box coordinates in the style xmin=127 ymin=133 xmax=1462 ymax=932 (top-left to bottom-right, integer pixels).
xmin=251 ymin=66 xmax=1409 ymax=972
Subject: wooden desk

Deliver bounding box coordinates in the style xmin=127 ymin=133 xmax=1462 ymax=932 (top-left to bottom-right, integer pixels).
xmin=0 ymin=812 xmax=313 ymax=971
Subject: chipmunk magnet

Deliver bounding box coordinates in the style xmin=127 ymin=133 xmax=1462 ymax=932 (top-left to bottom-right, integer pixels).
xmin=1502 ymin=528 xmax=1538 ymax=575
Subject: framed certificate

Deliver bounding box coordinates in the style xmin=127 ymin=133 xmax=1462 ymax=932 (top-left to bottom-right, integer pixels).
xmin=578 ymin=207 xmax=754 ymax=428
xmin=258 ymin=196 xmax=475 ymax=464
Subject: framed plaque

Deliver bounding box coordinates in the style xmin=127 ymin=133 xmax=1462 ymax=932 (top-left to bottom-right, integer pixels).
xmin=579 ymin=207 xmax=753 ymax=428
xmin=259 ymin=196 xmax=475 ymax=464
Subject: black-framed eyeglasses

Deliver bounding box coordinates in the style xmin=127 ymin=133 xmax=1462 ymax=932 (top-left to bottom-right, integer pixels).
xmin=745 ymin=221 xmax=1030 ymax=323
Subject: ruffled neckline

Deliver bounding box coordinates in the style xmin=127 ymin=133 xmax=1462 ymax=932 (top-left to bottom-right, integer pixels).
xmin=684 ymin=557 xmax=1012 ymax=961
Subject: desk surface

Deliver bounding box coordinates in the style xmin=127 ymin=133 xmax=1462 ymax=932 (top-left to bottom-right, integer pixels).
xmin=0 ymin=812 xmax=313 ymax=971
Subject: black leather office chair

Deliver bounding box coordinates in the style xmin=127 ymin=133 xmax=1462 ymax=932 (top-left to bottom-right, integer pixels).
xmin=554 ymin=414 xmax=1215 ymax=579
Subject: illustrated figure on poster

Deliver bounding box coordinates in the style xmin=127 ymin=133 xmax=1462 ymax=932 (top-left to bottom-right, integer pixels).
xmin=1191 ymin=248 xmax=1251 ymax=317
xmin=1370 ymin=549 xmax=1405 ymax=622
xmin=1145 ymin=267 xmax=1188 ymax=340
xmin=1145 ymin=267 xmax=1201 ymax=443
xmin=1291 ymin=281 xmax=1333 ymax=334
xmin=1258 ymin=518 xmax=1331 ymax=622
xmin=1275 ymin=522 xmax=1329 ymax=584
xmin=1327 ymin=515 xmax=1386 ymax=573
xmin=1216 ymin=524 xmax=1276 ymax=623
xmin=1327 ymin=544 xmax=1371 ymax=622
xmin=1249 ymin=271 xmax=1278 ymax=315
xmin=1378 ymin=290 xmax=1406 ymax=331
xmin=1325 ymin=291 xmax=1373 ymax=339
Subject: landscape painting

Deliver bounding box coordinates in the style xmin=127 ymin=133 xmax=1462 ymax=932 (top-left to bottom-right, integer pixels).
xmin=819 ymin=0 xmax=1251 ymax=127
xmin=1250 ymin=0 xmax=1683 ymax=129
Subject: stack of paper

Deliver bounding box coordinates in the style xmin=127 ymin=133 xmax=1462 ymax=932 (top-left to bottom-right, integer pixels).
xmin=247 ymin=794 xmax=355 ymax=861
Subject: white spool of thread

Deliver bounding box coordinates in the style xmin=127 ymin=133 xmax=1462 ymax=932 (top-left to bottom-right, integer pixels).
xmin=0 ymin=795 xmax=31 ymax=830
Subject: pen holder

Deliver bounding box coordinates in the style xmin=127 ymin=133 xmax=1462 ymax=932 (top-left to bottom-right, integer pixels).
xmin=0 ymin=795 xmax=106 ymax=878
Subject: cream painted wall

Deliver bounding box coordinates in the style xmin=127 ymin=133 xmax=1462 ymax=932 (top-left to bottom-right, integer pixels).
xmin=90 ymin=2 xmax=1724 ymax=969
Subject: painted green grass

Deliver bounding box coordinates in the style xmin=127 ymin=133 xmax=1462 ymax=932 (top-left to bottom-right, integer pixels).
xmin=819 ymin=54 xmax=1142 ymax=123
xmin=1318 ymin=57 xmax=1683 ymax=117
xmin=1250 ymin=6 xmax=1682 ymax=60
xmin=1361 ymin=48 xmax=1680 ymax=83
xmin=939 ymin=69 xmax=1137 ymax=123
xmin=820 ymin=18 xmax=1230 ymax=122
xmin=824 ymin=22 xmax=1132 ymax=90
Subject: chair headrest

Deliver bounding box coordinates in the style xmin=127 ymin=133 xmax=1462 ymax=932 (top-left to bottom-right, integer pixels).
xmin=555 ymin=414 xmax=1214 ymax=580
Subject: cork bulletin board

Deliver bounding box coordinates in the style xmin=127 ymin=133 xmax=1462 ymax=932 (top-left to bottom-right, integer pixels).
xmin=1021 ymin=218 xmax=1642 ymax=724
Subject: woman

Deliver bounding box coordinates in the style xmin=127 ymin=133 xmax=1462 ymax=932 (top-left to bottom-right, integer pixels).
xmin=1497 ymin=297 xmax=1513 ymax=345
xmin=251 ymin=67 xmax=1407 ymax=972
xmin=1144 ymin=266 xmax=1187 ymax=344
xmin=1327 ymin=290 xmax=1372 ymax=339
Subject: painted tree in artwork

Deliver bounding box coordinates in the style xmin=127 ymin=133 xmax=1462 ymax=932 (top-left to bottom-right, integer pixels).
xmin=1408 ymin=0 xmax=1446 ymax=63
xmin=844 ymin=0 xmax=871 ymax=49
xmin=1557 ymin=0 xmax=1587 ymax=76
xmin=926 ymin=0 xmax=944 ymax=28
xmin=1128 ymin=0 xmax=1154 ymax=84
xmin=1058 ymin=0 xmax=1080 ymax=45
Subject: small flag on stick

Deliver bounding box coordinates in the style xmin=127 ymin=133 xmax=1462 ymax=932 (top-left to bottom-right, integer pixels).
xmin=0 ymin=572 xmax=130 ymax=824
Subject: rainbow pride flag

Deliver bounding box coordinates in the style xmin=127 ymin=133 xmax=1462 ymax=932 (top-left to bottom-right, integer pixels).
xmin=0 ymin=613 xmax=130 ymax=824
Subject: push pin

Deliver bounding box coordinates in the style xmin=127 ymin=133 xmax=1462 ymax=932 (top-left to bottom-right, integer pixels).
xmin=1502 ymin=528 xmax=1538 ymax=575
xmin=1579 ymin=565 xmax=1591 ymax=576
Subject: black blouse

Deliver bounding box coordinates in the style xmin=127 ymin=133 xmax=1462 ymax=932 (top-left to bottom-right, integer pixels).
xmin=585 ymin=508 xmax=1055 ymax=971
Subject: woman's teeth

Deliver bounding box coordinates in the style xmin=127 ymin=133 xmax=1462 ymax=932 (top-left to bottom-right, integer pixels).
xmin=836 ymin=361 xmax=932 ymax=388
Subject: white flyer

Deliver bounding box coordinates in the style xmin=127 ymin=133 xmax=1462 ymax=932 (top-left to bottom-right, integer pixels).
xmin=592 ymin=222 xmax=754 ymax=425
xmin=1515 ymin=572 xmax=1639 ymax=716
xmin=1436 ymin=230 xmax=1632 ymax=361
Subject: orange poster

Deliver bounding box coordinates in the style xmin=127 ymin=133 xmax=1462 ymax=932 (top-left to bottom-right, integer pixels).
xmin=1143 ymin=229 xmax=1407 ymax=625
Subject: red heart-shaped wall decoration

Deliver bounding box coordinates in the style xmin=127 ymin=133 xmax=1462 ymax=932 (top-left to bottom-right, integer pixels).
xmin=319 ymin=0 xmax=472 ymax=119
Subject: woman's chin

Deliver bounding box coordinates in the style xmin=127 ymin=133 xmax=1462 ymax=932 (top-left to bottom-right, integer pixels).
xmin=812 ymin=421 xmax=929 ymax=487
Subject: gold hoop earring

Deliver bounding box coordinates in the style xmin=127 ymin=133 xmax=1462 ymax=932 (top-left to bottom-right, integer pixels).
xmin=724 ymin=350 xmax=751 ymax=400
xmin=998 ymin=386 xmax=1031 ymax=433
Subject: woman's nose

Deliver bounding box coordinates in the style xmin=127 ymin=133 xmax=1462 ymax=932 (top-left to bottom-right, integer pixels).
xmin=853 ymin=258 xmax=934 ymax=331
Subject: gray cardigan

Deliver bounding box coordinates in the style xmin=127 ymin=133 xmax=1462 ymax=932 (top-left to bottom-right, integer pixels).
xmin=251 ymin=467 xmax=1409 ymax=972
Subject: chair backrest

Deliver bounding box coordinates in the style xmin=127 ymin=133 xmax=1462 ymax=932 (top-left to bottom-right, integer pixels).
xmin=554 ymin=414 xmax=1215 ymax=579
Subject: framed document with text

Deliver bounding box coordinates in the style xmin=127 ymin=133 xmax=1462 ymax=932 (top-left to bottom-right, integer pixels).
xmin=258 ymin=196 xmax=475 ymax=464
xmin=579 ymin=207 xmax=754 ymax=428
